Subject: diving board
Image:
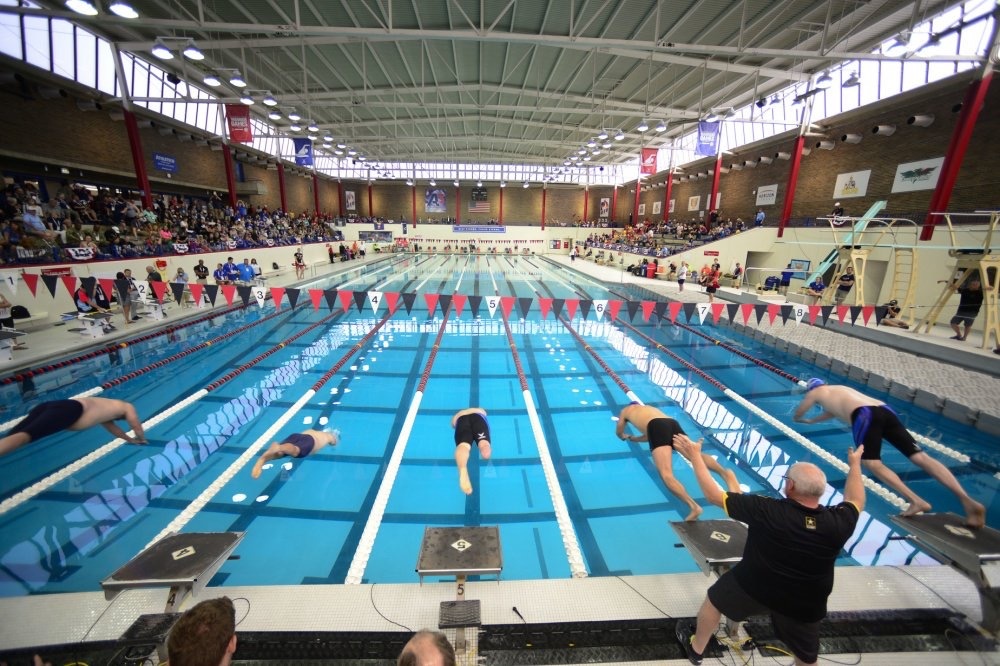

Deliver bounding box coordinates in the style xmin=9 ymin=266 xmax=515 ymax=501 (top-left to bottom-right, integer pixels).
xmin=892 ymin=513 xmax=1000 ymax=633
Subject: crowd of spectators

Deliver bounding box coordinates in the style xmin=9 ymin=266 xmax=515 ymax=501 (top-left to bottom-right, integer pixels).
xmin=583 ymin=214 xmax=746 ymax=258
xmin=1 ymin=181 xmax=345 ymax=265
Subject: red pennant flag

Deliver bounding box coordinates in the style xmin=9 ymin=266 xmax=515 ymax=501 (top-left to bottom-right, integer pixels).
xmin=564 ymin=299 xmax=579 ymax=321
xmin=22 ymin=272 xmax=39 ymax=297
xmin=338 ymin=290 xmax=354 ymax=312
xmin=309 ymin=288 xmax=323 ymax=310
xmin=608 ymin=300 xmax=623 ymax=321
xmin=188 ymin=282 xmax=204 ymax=305
xmin=500 ymin=296 xmax=516 ymax=320
xmin=641 ymin=301 xmax=655 ymax=321
xmin=767 ymin=303 xmax=779 ymax=324
xmin=711 ymin=303 xmax=725 ymax=323
xmin=61 ymin=275 xmax=78 ymax=298
xmin=220 ymin=284 xmax=237 ymax=305
xmin=740 ymin=303 xmax=755 ymax=324
xmin=270 ymin=287 xmax=286 ymax=310
xmin=668 ymin=301 xmax=682 ymax=323
xmin=452 ymin=293 xmax=467 ymax=317
xmin=808 ymin=305 xmax=820 ymax=325
xmin=385 ymin=292 xmax=400 ymax=314
xmin=150 ymin=280 xmax=167 ymax=303
xmin=538 ymin=297 xmax=552 ymax=320
xmin=98 ymin=278 xmax=115 ymax=302
xmin=861 ymin=304 xmax=875 ymax=326
xmin=836 ymin=305 xmax=848 ymax=323
xmin=423 ymin=293 xmax=440 ymax=316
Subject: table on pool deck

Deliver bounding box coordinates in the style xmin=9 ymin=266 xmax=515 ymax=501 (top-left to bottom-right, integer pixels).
xmin=416 ymin=526 xmax=502 ymax=654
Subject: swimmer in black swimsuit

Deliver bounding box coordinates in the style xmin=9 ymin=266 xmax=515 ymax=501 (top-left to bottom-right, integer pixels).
xmin=0 ymin=397 xmax=147 ymax=456
xmin=251 ymin=428 xmax=340 ymax=479
xmin=452 ymin=407 xmax=492 ymax=495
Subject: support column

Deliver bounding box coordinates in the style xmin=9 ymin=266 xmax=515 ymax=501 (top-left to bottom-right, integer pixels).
xmin=499 ymin=186 xmax=504 ymax=225
xmin=312 ymin=173 xmax=321 ymax=217
xmin=123 ymin=110 xmax=152 ymax=210
xmin=277 ymin=163 xmax=288 ymax=213
xmin=411 ymin=186 xmax=417 ymax=227
xmin=777 ymin=136 xmax=806 ymax=238
xmin=455 ymin=185 xmax=460 ymax=225
xmin=580 ymin=187 xmax=587 ymax=226
xmin=709 ymin=154 xmax=723 ymax=215
xmin=368 ymin=182 xmax=374 ymax=218
xmin=632 ymin=181 xmax=641 ymax=225
xmin=337 ymin=180 xmax=344 ymax=218
xmin=611 ymin=186 xmax=619 ymax=226
xmin=663 ymin=175 xmax=673 ymax=222
xmin=541 ymin=186 xmax=547 ymax=230
xmin=222 ymin=142 xmax=238 ymax=209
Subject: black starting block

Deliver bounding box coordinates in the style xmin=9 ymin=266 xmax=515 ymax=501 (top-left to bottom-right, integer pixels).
xmin=416 ymin=526 xmax=502 ymax=655
xmin=892 ymin=513 xmax=1000 ymax=633
xmin=671 ymin=519 xmax=747 ymax=577
xmin=101 ymin=532 xmax=244 ymax=612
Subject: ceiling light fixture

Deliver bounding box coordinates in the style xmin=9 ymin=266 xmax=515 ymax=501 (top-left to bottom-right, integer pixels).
xmin=229 ymin=71 xmax=246 ymax=88
xmin=523 ymin=181 xmax=530 ymax=188
xmin=597 ymin=130 xmax=609 ymax=140
xmin=151 ymin=39 xmax=173 ymax=60
xmin=815 ymin=71 xmax=833 ymax=89
xmin=578 ymin=148 xmax=587 ymax=155
xmin=262 ymin=94 xmax=278 ymax=107
xmin=108 ymin=1 xmax=138 ymax=18
xmin=500 ymin=181 xmax=506 ymax=188
xmin=842 ymin=72 xmax=860 ymax=88
xmin=288 ymin=110 xmax=301 ymax=121
xmin=637 ymin=119 xmax=649 ymax=132
xmin=591 ymin=148 xmax=601 ymax=155
xmin=182 ymin=40 xmax=204 ymax=61
xmin=289 ymin=123 xmax=301 ymax=131
xmin=429 ymin=179 xmax=436 ymax=186
xmin=654 ymin=120 xmax=667 ymax=132
xmin=239 ymin=94 xmax=254 ymax=105
xmin=307 ymin=121 xmax=319 ymax=132
xmin=614 ymin=130 xmax=625 ymax=141
xmin=347 ymin=149 xmax=357 ymax=156
xmin=203 ymin=74 xmax=221 ymax=87
xmin=323 ymin=134 xmax=333 ymax=142
xmin=454 ymin=180 xmax=460 ymax=187
xmin=268 ymin=110 xmax=282 ymax=120
xmin=476 ymin=180 xmax=482 ymax=187
xmin=885 ymin=34 xmax=910 ymax=57
xmin=65 ymin=0 xmax=98 ymax=16
xmin=587 ymin=139 xmax=597 ymax=148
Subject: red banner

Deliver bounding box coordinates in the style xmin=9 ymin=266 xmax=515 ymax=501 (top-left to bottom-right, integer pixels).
xmin=640 ymin=147 xmax=658 ymax=174
xmin=225 ymin=104 xmax=253 ymax=143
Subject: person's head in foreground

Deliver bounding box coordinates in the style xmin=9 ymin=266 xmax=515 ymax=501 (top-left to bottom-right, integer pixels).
xmin=397 ymin=630 xmax=456 ymax=666
xmin=166 ymin=596 xmax=237 ymax=666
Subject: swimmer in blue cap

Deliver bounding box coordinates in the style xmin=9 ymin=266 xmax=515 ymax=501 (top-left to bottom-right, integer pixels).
xmin=793 ymin=381 xmax=985 ymax=528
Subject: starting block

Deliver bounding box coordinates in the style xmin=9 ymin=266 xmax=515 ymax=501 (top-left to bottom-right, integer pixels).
xmin=0 ymin=328 xmax=26 ymax=361
xmin=144 ymin=300 xmax=168 ymax=320
xmin=892 ymin=513 xmax=1000 ymax=633
xmin=671 ymin=519 xmax=748 ymax=577
xmin=78 ymin=311 xmax=114 ymax=338
xmin=416 ymin=526 xmax=502 ymax=656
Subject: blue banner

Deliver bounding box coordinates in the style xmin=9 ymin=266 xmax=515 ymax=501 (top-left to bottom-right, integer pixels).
xmin=292 ymin=138 xmax=313 ymax=166
xmin=695 ymin=121 xmax=721 ymax=157
xmin=452 ymin=225 xmax=506 ymax=233
xmin=152 ymin=152 xmax=177 ymax=173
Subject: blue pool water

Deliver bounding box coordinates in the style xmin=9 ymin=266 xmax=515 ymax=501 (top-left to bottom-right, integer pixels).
xmin=0 ymin=253 xmax=996 ymax=596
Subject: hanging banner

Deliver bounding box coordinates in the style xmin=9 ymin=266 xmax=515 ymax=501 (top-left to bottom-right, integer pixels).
xmin=345 ymin=191 xmax=356 ymax=211
xmin=640 ymin=148 xmax=658 ymax=175
xmin=695 ymin=121 xmax=721 ymax=157
xmin=224 ymin=104 xmax=253 ymax=143
xmin=425 ymin=187 xmax=447 ymax=213
xmin=292 ymin=138 xmax=314 ymax=166
xmin=599 ymin=198 xmax=610 ymax=218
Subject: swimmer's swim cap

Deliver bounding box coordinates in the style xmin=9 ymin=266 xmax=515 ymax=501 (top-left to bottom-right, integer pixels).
xmin=806 ymin=378 xmax=826 ymax=392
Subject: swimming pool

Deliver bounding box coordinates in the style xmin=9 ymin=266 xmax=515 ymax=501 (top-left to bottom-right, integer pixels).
xmin=0 ymin=253 xmax=996 ymax=596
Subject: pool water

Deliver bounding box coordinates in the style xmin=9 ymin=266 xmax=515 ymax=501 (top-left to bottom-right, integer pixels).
xmin=0 ymin=254 xmax=996 ymax=596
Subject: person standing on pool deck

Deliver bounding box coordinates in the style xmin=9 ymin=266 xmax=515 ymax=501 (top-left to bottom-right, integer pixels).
xmin=452 ymin=407 xmax=492 ymax=495
xmin=251 ymin=428 xmax=340 ymax=478
xmin=0 ymin=397 xmax=147 ymax=456
xmin=615 ymin=403 xmax=740 ymax=521
xmin=793 ymin=378 xmax=985 ymax=528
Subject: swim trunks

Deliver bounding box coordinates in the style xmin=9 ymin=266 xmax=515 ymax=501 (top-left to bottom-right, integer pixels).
xmin=850 ymin=405 xmax=921 ymax=460
xmin=283 ymin=432 xmax=316 ymax=457
xmin=454 ymin=413 xmax=491 ymax=447
xmin=647 ymin=417 xmax=685 ymax=451
xmin=10 ymin=399 xmax=85 ymax=442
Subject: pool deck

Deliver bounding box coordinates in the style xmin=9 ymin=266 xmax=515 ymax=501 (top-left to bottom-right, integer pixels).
xmin=1 ymin=251 xmax=999 ymax=663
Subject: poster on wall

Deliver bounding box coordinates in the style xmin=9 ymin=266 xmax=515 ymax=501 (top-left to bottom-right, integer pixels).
xmin=687 ymin=195 xmax=701 ymax=212
xmin=425 ymin=187 xmax=447 ymax=213
xmin=652 ymin=200 xmax=661 ymax=215
xmin=669 ymin=199 xmax=675 ymax=213
xmin=832 ymin=169 xmax=871 ymax=199
xmin=891 ymin=157 xmax=944 ymax=193
xmin=599 ymin=197 xmax=610 ymax=218
xmin=756 ymin=184 xmax=778 ymax=206
xmin=345 ymin=191 xmax=357 ymax=211
xmin=638 ymin=203 xmax=646 ymax=216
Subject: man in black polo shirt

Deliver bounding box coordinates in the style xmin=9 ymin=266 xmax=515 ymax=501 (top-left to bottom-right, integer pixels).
xmin=834 ymin=265 xmax=855 ymax=305
xmin=673 ymin=435 xmax=865 ymax=666
xmin=193 ymin=259 xmax=210 ymax=285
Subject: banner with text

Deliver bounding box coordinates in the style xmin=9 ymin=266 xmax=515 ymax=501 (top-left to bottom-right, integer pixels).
xmin=224 ymin=104 xmax=253 ymax=143
xmin=695 ymin=121 xmax=721 ymax=157
xmin=640 ymin=147 xmax=658 ymax=174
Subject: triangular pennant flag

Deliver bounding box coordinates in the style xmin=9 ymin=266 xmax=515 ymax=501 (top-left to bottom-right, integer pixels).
xmin=339 ymin=290 xmax=355 ymax=312
xmin=726 ymin=303 xmax=739 ymax=323
xmin=767 ymin=303 xmax=779 ymax=325
xmin=169 ymin=281 xmax=186 ymax=305
xmin=791 ymin=304 xmax=807 ymax=324
xmin=40 ymin=274 xmax=59 ymax=298
xmin=188 ymin=282 xmax=205 ymax=307
xmin=323 ymin=289 xmax=338 ymax=311
xmin=468 ymin=294 xmax=482 ymax=317
xmin=308 ymin=288 xmax=323 ymax=310
xmin=401 ymin=292 xmax=417 ymax=314
xmin=486 ymin=295 xmax=499 ymax=318
xmin=424 ymin=293 xmax=440 ymax=316
xmin=641 ymin=301 xmax=655 ymax=322
xmin=98 ymin=278 xmax=115 ymax=303
xmin=608 ymin=300 xmax=623 ymax=321
xmin=754 ymin=304 xmax=766 ymax=324
xmin=80 ymin=276 xmax=96 ymax=293
xmin=220 ymin=284 xmax=236 ymax=306
xmin=808 ymin=305 xmax=821 ymax=325
xmin=252 ymin=286 xmax=267 ymax=308
xmin=1 ymin=271 xmax=18 ymax=297
xmin=740 ymin=302 xmax=755 ymax=324
xmin=500 ymin=296 xmax=516 ymax=320
xmin=452 ymin=294 xmax=466 ymax=317
xmin=270 ymin=287 xmax=286 ymax=310
xmin=711 ymin=302 xmax=725 ymax=323
xmin=203 ymin=283 xmax=219 ymax=306
xmin=352 ymin=290 xmax=368 ymax=312
xmin=564 ymin=299 xmax=579 ymax=321
xmin=236 ymin=285 xmax=252 ymax=307
xmin=285 ymin=288 xmax=300 ymax=310
xmin=861 ymin=304 xmax=875 ymax=326
xmin=551 ymin=298 xmax=564 ymax=318
xmin=820 ymin=305 xmax=834 ymax=325
xmin=385 ymin=292 xmax=400 ymax=314
xmin=682 ymin=302 xmax=697 ymax=323
xmin=517 ymin=297 xmax=533 ymax=319
xmin=367 ymin=290 xmax=384 ymax=314
xmin=21 ymin=272 xmax=38 ymax=297
xmin=849 ymin=305 xmax=862 ymax=325
xmin=836 ymin=305 xmax=849 ymax=323
xmin=579 ymin=300 xmax=593 ymax=320
xmin=439 ymin=294 xmax=453 ymax=315
xmin=780 ymin=305 xmax=792 ymax=325
xmin=114 ymin=278 xmax=130 ymax=302
xmin=668 ymin=301 xmax=682 ymax=323
xmin=538 ymin=297 xmax=553 ymax=320
xmin=654 ymin=301 xmax=668 ymax=322
xmin=696 ymin=302 xmax=710 ymax=324
xmin=151 ymin=281 xmax=168 ymax=303
xmin=592 ymin=299 xmax=608 ymax=321
xmin=61 ymin=275 xmax=78 ymax=299
xmin=873 ymin=305 xmax=886 ymax=326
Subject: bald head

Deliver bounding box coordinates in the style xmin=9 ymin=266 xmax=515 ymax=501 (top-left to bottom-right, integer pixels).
xmin=786 ymin=462 xmax=826 ymax=499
